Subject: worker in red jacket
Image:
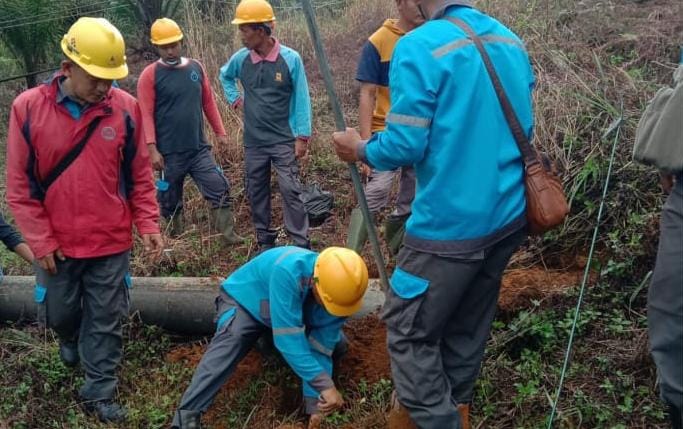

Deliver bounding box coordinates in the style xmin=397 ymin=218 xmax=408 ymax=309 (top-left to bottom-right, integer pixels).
xmin=6 ymin=17 xmax=163 ymax=423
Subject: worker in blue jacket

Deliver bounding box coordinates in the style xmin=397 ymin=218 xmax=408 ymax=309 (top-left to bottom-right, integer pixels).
xmin=220 ymin=0 xmax=312 ymax=252
xmin=171 ymin=246 xmax=369 ymax=429
xmin=332 ymin=1 xmax=534 ymax=428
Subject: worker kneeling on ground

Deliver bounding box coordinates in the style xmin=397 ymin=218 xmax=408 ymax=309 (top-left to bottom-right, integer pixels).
xmin=171 ymin=246 xmax=369 ymax=429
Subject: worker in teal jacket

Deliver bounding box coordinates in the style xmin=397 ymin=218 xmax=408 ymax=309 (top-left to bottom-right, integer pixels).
xmin=172 ymin=246 xmax=369 ymax=429
xmin=219 ymin=0 xmax=312 ymax=252
xmin=332 ymin=1 xmax=534 ymax=428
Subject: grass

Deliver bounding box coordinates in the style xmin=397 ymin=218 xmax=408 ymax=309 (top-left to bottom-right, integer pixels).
xmin=0 ymin=0 xmax=681 ymax=427
xmin=0 ymin=274 xmax=669 ymax=428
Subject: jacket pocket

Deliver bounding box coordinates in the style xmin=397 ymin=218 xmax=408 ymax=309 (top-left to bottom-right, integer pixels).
xmin=34 ymin=284 xmax=47 ymax=326
xmin=390 ymin=267 xmax=429 ymax=299
xmin=123 ymin=272 xmax=133 ymax=289
xmin=119 ymin=273 xmax=132 ymax=318
xmin=381 ymin=268 xmax=430 ymax=337
xmin=34 ymin=284 xmax=47 ymax=303
xmin=216 ymin=307 xmax=237 ymax=332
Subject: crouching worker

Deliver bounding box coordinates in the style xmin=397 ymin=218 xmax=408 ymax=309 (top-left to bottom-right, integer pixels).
xmin=172 ymin=246 xmax=369 ymax=429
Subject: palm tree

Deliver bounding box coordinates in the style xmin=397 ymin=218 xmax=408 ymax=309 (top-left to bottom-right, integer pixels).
xmin=0 ymin=0 xmax=69 ymax=87
xmin=120 ymin=0 xmax=182 ymax=45
xmin=0 ymin=0 xmax=138 ymax=87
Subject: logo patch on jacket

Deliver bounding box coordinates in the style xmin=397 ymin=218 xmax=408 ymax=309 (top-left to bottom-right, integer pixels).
xmin=101 ymin=126 xmax=116 ymax=141
xmin=190 ymin=70 xmax=200 ymax=82
xmin=275 ymin=72 xmax=282 ymax=82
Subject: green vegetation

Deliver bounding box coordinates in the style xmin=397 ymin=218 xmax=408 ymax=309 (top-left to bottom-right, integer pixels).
xmin=0 ymin=0 xmax=680 ymax=426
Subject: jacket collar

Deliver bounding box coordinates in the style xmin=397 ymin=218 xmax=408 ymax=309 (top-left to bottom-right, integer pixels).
xmin=44 ymin=72 xmax=113 ymax=115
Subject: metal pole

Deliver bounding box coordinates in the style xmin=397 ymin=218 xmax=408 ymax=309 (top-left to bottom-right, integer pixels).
xmin=299 ymin=0 xmax=390 ymax=291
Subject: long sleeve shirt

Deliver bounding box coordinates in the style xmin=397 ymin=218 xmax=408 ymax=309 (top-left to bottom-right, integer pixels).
xmin=0 ymin=213 xmax=23 ymax=251
xmin=137 ymin=58 xmax=227 ymax=155
xmin=358 ymin=5 xmax=534 ymax=256
xmin=221 ymin=246 xmax=344 ymax=400
xmin=219 ymin=40 xmax=312 ymax=147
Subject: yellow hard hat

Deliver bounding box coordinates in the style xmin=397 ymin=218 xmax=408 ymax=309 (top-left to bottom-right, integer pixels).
xmin=61 ymin=17 xmax=128 ymax=80
xmin=150 ymin=17 xmax=183 ymax=45
xmin=313 ymin=247 xmax=369 ymax=317
xmin=232 ymin=0 xmax=276 ymax=25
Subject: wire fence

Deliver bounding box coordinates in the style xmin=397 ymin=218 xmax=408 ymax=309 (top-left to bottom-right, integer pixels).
xmin=0 ymin=0 xmax=349 ymax=84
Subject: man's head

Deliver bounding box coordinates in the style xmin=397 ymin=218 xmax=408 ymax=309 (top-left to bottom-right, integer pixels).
xmin=157 ymin=41 xmax=182 ymax=65
xmin=413 ymin=0 xmax=473 ymax=21
xmin=312 ymin=247 xmax=369 ymax=317
xmin=232 ymin=0 xmax=276 ymax=49
xmin=396 ymin=0 xmax=426 ymax=30
xmin=150 ymin=18 xmax=184 ymax=65
xmin=60 ymin=17 xmax=127 ymax=104
xmin=61 ymin=60 xmax=113 ymax=104
xmin=238 ymin=23 xmax=273 ymax=50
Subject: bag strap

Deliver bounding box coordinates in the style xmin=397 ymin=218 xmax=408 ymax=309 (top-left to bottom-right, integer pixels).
xmin=40 ymin=116 xmax=103 ymax=195
xmin=444 ymin=16 xmax=537 ymax=166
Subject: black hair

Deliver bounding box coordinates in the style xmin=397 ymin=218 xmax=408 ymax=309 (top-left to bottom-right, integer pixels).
xmin=248 ymin=22 xmax=272 ymax=36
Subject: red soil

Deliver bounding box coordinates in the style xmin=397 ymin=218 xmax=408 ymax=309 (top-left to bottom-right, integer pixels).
xmin=165 ymin=266 xmax=587 ymax=427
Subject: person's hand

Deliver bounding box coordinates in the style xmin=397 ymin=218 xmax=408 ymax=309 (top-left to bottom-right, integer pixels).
xmin=147 ymin=144 xmax=165 ymax=171
xmin=14 ymin=242 xmax=34 ymax=264
xmin=317 ymin=387 xmax=343 ymax=415
xmin=295 ymin=139 xmax=309 ymax=161
xmin=332 ymin=128 xmax=362 ymax=163
xmin=307 ymin=413 xmax=322 ymax=429
xmin=216 ymin=135 xmax=229 ymax=147
xmin=660 ymin=173 xmax=675 ymax=194
xmin=360 ymin=162 xmax=372 ymax=178
xmin=38 ymin=249 xmax=65 ymax=275
xmin=142 ymin=233 xmax=164 ymax=260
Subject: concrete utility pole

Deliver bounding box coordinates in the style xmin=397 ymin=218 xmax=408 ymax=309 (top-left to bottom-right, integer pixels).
xmin=0 ymin=276 xmax=386 ymax=334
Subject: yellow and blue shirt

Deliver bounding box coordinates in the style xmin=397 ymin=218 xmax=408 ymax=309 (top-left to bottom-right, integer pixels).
xmin=356 ymin=19 xmax=406 ymax=133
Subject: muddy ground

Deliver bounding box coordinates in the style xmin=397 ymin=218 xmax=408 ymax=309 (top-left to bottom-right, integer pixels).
xmin=166 ymin=267 xmax=584 ymax=428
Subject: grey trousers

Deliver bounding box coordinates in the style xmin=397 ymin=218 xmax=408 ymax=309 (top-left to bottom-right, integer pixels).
xmin=649 ymin=179 xmax=683 ymax=412
xmin=382 ymin=230 xmax=525 ymax=429
xmin=159 ymin=146 xmax=231 ymax=219
xmin=172 ymin=291 xmax=266 ymax=427
xmin=365 ymin=167 xmax=416 ymax=216
xmin=245 ymin=144 xmax=309 ymax=246
xmin=35 ymin=251 xmax=130 ymax=400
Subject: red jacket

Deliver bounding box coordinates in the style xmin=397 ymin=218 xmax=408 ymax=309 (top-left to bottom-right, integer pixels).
xmin=6 ymin=75 xmax=160 ymax=259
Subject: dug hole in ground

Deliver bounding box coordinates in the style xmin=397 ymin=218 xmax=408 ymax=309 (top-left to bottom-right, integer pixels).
xmin=166 ymin=264 xmax=588 ymax=429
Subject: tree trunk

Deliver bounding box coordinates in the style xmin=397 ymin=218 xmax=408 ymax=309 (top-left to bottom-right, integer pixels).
xmin=25 ymin=73 xmax=38 ymax=89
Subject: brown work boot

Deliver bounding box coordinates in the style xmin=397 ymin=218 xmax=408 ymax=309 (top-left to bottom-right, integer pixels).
xmin=457 ymin=403 xmax=471 ymax=429
xmin=387 ymin=391 xmax=417 ymax=429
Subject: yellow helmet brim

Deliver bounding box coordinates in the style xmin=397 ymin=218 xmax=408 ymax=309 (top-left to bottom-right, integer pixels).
xmin=231 ymin=17 xmax=276 ymax=25
xmin=319 ymin=291 xmax=363 ymax=317
xmin=61 ymin=38 xmax=129 ymax=80
xmin=150 ymin=33 xmax=183 ymax=46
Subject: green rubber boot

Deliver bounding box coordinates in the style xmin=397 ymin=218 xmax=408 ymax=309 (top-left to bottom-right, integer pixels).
xmin=346 ymin=208 xmax=368 ymax=253
xmin=212 ymin=207 xmax=245 ymax=245
xmin=384 ymin=214 xmax=408 ymax=256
